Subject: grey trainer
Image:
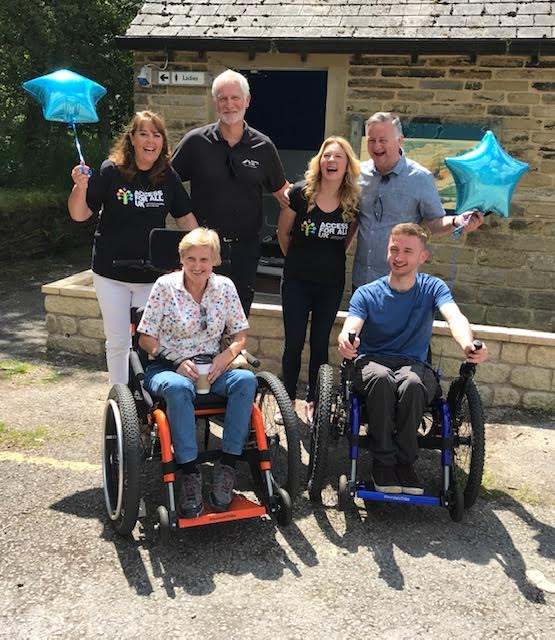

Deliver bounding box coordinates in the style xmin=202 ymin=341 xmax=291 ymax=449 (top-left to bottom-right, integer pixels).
xmin=179 ymin=471 xmax=203 ymax=518
xmin=210 ymin=462 xmax=236 ymax=511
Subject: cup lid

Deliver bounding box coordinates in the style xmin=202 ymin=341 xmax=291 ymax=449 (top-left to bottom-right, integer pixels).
xmin=193 ymin=353 xmax=213 ymax=364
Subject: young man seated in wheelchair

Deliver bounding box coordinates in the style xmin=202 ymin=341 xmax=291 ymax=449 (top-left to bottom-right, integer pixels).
xmin=137 ymin=227 xmax=257 ymax=518
xmin=338 ymin=223 xmax=488 ymax=495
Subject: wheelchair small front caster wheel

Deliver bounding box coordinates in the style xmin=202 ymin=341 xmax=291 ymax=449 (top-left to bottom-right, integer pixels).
xmin=338 ymin=474 xmax=352 ymax=512
xmin=448 ymin=472 xmax=464 ymax=523
xmin=156 ymin=505 xmax=170 ymax=544
xmin=274 ymin=487 xmax=292 ymax=526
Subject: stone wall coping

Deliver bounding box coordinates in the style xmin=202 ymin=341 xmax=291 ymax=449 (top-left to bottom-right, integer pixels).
xmin=41 ymin=270 xmax=96 ymax=300
xmin=42 ymin=271 xmax=555 ymax=348
xmin=251 ymin=302 xmax=555 ymax=347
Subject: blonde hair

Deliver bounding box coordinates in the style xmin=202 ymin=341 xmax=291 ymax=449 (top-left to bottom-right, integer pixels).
xmin=178 ymin=228 xmax=222 ymax=266
xmin=303 ymin=136 xmax=361 ymax=223
xmin=109 ymin=110 xmax=170 ymax=186
xmin=390 ymin=223 xmax=429 ymax=247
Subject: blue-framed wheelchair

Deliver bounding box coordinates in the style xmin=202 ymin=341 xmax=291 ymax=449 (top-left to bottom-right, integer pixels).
xmin=307 ymin=335 xmax=485 ymax=522
xmin=101 ymin=229 xmax=301 ymax=541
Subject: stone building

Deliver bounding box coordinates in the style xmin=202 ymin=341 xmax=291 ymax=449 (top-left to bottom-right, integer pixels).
xmin=119 ymin=1 xmax=555 ymax=333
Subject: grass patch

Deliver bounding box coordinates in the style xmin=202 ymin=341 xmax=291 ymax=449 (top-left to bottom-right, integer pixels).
xmin=0 ymin=421 xmax=48 ymax=448
xmin=39 ymin=370 xmax=70 ymax=384
xmin=480 ymin=468 xmax=542 ymax=506
xmin=0 ymin=359 xmax=30 ymax=379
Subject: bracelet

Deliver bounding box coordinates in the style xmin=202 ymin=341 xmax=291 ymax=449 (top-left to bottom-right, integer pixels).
xmin=155 ymin=346 xmax=187 ymax=369
xmin=452 ymin=215 xmax=458 ymax=227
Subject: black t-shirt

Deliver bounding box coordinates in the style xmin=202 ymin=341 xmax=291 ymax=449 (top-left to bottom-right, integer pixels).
xmin=284 ymin=181 xmax=352 ymax=285
xmin=86 ymin=160 xmax=192 ymax=283
xmin=172 ymin=122 xmax=286 ymax=239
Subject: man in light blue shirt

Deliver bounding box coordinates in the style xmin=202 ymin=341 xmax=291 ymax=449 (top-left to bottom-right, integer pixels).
xmin=339 ymin=223 xmax=488 ymax=495
xmin=352 ymin=112 xmax=483 ymax=289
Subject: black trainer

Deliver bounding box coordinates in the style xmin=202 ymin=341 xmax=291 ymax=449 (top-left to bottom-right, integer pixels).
xmin=372 ymin=462 xmax=402 ymax=494
xmin=179 ymin=471 xmax=204 ymax=518
xmin=395 ymin=463 xmax=424 ymax=495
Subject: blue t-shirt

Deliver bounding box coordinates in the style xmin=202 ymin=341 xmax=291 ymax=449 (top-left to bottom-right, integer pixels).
xmin=349 ymin=273 xmax=453 ymax=363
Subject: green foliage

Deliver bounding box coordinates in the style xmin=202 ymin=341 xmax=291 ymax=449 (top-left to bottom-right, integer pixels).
xmin=0 ymin=0 xmax=142 ymax=190
xmin=0 ymin=421 xmax=49 ymax=448
xmin=0 ymin=360 xmax=30 ymax=379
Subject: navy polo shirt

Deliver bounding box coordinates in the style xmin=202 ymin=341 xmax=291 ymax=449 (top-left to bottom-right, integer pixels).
xmin=172 ymin=122 xmax=286 ymax=239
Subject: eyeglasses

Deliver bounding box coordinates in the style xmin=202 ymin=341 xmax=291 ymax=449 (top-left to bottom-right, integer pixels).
xmin=373 ymin=194 xmax=383 ymax=222
xmin=226 ymin=152 xmax=236 ymax=179
xmin=199 ymin=305 xmax=207 ymax=331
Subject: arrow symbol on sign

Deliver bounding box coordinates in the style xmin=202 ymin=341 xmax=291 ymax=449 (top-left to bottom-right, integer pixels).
xmin=160 ymin=73 xmax=169 ymax=82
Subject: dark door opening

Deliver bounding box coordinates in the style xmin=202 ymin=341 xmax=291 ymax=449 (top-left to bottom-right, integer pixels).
xmin=240 ymin=69 xmax=327 ymax=291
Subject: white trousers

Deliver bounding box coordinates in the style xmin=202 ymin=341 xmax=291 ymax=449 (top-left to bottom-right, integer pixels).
xmin=92 ymin=273 xmax=153 ymax=384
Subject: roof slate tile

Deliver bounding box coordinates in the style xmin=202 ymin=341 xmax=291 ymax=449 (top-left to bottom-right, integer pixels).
xmin=125 ymin=1 xmax=555 ymax=40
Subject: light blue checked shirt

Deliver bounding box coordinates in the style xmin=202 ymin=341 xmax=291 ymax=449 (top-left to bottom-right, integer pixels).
xmin=352 ymin=154 xmax=445 ymax=289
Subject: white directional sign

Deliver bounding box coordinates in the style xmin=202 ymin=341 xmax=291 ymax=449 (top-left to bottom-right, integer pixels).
xmin=171 ymin=71 xmax=207 ymax=86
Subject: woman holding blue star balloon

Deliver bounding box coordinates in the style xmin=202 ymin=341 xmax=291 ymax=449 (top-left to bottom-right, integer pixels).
xmin=68 ymin=111 xmax=198 ymax=384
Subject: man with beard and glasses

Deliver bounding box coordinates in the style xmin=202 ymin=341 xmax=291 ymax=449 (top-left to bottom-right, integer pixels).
xmin=352 ymin=112 xmax=484 ymax=292
xmin=172 ymin=69 xmax=289 ymax=315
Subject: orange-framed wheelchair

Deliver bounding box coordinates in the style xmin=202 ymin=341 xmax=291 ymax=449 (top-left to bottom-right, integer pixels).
xmin=101 ymin=229 xmax=301 ymax=541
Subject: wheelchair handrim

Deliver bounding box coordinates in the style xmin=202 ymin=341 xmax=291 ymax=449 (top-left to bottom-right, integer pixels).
xmin=102 ymin=399 xmax=124 ymax=521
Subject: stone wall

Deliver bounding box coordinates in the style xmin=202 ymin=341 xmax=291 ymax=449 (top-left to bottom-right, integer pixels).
xmin=133 ymin=50 xmax=554 ymax=332
xmin=346 ymin=53 xmax=555 ymax=332
xmin=42 ymin=271 xmax=555 ymax=412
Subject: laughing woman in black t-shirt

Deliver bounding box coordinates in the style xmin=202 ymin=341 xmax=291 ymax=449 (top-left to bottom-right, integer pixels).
xmin=68 ymin=111 xmax=198 ymax=384
xmin=278 ymin=137 xmax=361 ymax=423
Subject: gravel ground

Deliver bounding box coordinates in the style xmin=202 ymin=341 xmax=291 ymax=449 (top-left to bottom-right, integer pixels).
xmin=0 ymin=251 xmax=553 ymax=640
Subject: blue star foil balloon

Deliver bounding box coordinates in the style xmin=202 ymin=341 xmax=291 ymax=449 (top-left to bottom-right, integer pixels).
xmin=445 ymin=130 xmax=529 ymax=218
xmin=22 ymin=69 xmax=106 ymax=124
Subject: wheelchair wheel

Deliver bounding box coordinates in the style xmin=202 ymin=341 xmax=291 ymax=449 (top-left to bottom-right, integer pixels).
xmin=155 ymin=505 xmax=170 ymax=545
xmin=255 ymin=371 xmax=301 ymax=500
xmin=274 ymin=487 xmax=293 ymax=527
xmin=447 ymin=377 xmax=485 ymax=509
xmin=307 ymin=364 xmax=334 ymax=503
xmin=337 ymin=474 xmax=352 ymax=512
xmin=102 ymin=384 xmax=144 ymax=536
xmin=448 ymin=469 xmax=464 ymax=523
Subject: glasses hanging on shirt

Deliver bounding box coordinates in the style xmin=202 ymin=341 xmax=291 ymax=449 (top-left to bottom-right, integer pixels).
xmin=199 ymin=305 xmax=207 ymax=331
xmin=372 ymin=173 xmax=392 ymax=221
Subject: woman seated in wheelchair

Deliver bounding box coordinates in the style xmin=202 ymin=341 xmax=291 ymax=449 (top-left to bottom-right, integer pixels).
xmin=137 ymin=227 xmax=257 ymax=518
xmin=338 ymin=223 xmax=488 ymax=495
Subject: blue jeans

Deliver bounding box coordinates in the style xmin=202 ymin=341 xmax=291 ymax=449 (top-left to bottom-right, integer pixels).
xmin=144 ymin=364 xmax=257 ymax=464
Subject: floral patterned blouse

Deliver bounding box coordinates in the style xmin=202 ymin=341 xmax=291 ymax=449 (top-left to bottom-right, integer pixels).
xmin=138 ymin=271 xmax=249 ymax=359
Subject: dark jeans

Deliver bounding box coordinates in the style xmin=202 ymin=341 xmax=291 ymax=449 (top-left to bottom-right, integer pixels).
xmin=353 ymin=355 xmax=438 ymax=466
xmin=216 ymin=238 xmax=260 ymax=317
xmin=281 ymin=276 xmax=344 ymax=402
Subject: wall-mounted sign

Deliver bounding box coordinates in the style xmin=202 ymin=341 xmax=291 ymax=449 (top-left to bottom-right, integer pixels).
xmin=157 ymin=71 xmax=208 ymax=86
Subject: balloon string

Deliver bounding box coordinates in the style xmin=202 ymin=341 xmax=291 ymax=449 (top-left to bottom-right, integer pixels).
xmin=71 ymin=122 xmax=86 ymax=165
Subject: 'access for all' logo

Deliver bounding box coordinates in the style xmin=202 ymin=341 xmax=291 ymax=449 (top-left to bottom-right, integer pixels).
xmin=117 ymin=188 xmax=133 ymax=205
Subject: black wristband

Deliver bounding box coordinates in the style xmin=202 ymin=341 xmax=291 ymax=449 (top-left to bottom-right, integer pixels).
xmin=452 ymin=215 xmax=457 ymax=227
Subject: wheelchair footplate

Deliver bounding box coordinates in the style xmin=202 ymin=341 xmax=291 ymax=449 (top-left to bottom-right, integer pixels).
xmin=355 ymin=483 xmax=441 ymax=507
xmin=177 ymin=494 xmax=268 ymax=529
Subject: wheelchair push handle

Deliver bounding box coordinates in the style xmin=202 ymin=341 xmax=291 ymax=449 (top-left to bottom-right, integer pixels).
xmin=112 ymin=258 xmax=147 ymax=268
xmin=242 ymin=350 xmax=260 ymax=369
xmin=459 ymin=339 xmax=482 ymax=378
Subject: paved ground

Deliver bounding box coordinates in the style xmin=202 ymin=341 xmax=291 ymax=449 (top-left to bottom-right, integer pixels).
xmin=0 ymin=251 xmax=554 ymax=639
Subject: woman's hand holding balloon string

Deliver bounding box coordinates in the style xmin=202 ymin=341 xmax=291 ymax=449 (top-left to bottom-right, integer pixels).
xmin=71 ymin=164 xmax=91 ymax=190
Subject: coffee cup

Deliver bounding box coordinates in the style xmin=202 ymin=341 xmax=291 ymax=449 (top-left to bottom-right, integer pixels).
xmin=193 ymin=354 xmax=212 ymax=394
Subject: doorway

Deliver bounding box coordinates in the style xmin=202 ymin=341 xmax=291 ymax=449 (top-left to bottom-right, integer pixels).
xmin=240 ymin=69 xmax=328 ymax=292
